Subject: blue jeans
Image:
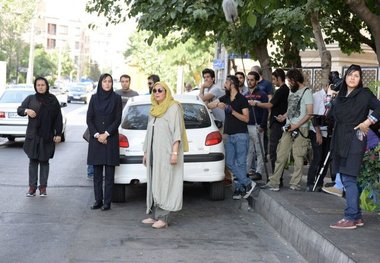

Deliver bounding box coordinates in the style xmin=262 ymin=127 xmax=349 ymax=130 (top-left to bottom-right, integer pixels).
xmin=334 ymin=173 xmax=344 ymax=190
xmin=87 ymin=165 xmax=94 ymax=177
xmin=225 ymin=133 xmax=250 ymax=192
xmin=341 ymin=173 xmax=361 ymax=220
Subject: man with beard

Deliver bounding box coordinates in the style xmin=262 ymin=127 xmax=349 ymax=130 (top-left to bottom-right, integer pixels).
xmin=262 ymin=68 xmax=313 ymax=191
xmin=209 ymin=75 xmax=255 ymax=200
xmin=245 ymin=71 xmax=268 ymax=181
xmin=235 ymin=71 xmax=249 ymax=95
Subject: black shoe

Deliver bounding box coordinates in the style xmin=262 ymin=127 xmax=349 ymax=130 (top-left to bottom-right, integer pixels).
xmin=279 ymin=180 xmax=284 ymax=188
xmin=251 ymin=172 xmax=262 ymax=181
xmin=91 ymin=201 xmax=103 ymax=210
xmin=101 ymin=204 xmax=111 ymax=211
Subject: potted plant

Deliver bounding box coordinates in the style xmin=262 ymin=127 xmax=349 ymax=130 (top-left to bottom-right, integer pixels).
xmin=358 ymin=144 xmax=380 ymax=212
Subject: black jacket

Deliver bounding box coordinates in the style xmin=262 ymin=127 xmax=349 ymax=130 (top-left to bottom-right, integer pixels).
xmin=17 ymin=94 xmax=63 ymax=161
xmin=87 ymin=93 xmax=122 ymax=166
xmin=330 ymin=87 xmax=380 ymax=176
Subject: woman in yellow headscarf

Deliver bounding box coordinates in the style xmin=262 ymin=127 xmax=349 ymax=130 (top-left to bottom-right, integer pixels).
xmin=142 ymin=82 xmax=188 ymax=229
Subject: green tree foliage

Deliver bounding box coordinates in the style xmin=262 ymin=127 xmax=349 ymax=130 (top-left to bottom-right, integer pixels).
xmin=33 ymin=44 xmax=56 ymax=80
xmin=0 ymin=0 xmax=37 ymax=82
xmin=124 ymin=30 xmax=214 ymax=90
xmin=87 ymin=60 xmax=101 ymax=82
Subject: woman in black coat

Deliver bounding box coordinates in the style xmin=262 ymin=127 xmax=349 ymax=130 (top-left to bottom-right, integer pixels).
xmin=329 ymin=64 xmax=380 ymax=229
xmin=17 ymin=77 xmax=63 ymax=197
xmin=87 ymin=73 xmax=122 ymax=211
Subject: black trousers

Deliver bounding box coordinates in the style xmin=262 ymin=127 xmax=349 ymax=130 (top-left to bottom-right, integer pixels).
xmin=93 ymin=165 xmax=115 ymax=206
xmin=269 ymin=122 xmax=284 ymax=173
xmin=306 ymin=130 xmax=330 ymax=187
xmin=29 ymin=159 xmax=49 ymax=188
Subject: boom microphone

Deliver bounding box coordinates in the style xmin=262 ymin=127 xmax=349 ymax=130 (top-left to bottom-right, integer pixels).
xmin=222 ymin=0 xmax=238 ymax=23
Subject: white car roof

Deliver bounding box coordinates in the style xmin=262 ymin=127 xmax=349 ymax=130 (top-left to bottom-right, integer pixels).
xmin=126 ymin=94 xmax=204 ymax=106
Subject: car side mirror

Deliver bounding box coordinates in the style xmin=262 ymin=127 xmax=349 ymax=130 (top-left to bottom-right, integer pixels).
xmin=214 ymin=120 xmax=223 ymax=129
xmin=60 ymin=102 xmax=67 ymax=108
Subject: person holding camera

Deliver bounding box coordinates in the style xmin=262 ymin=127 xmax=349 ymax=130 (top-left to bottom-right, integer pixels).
xmin=329 ymin=64 xmax=380 ymax=229
xmin=262 ymin=69 xmax=313 ymax=191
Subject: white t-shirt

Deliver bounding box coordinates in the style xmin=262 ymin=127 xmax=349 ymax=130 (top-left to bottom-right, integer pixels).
xmin=286 ymin=87 xmax=313 ymax=128
xmin=310 ymin=89 xmax=328 ymax=137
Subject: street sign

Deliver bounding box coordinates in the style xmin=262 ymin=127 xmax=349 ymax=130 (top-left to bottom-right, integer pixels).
xmin=213 ymin=59 xmax=225 ymax=70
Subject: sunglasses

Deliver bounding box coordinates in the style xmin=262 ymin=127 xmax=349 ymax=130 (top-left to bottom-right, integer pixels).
xmin=152 ymin=88 xmax=164 ymax=93
xmin=148 ymin=82 xmax=153 ymax=85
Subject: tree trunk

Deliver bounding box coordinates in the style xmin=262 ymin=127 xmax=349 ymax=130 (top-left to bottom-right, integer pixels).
xmin=346 ymin=0 xmax=380 ymax=65
xmin=310 ymin=11 xmax=331 ymax=88
xmin=252 ymin=39 xmax=272 ymax=81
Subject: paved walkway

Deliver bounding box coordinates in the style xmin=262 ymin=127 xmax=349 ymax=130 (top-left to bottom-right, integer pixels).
xmin=247 ymin=170 xmax=380 ymax=263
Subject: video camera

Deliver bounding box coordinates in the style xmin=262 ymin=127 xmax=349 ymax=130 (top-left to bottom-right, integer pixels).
xmin=282 ymin=124 xmax=299 ymax=138
xmin=329 ymin=71 xmax=343 ymax=92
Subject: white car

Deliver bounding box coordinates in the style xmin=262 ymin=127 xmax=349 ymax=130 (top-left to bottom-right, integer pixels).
xmin=0 ymin=88 xmax=67 ymax=142
xmin=114 ymin=94 xmax=225 ymax=202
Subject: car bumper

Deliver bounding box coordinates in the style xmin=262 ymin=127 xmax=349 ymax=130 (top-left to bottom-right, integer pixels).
xmin=115 ymin=153 xmax=225 ymax=184
xmin=0 ymin=123 xmax=27 ymax=137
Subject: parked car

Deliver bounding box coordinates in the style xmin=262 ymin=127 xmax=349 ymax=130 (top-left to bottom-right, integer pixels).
xmin=50 ymin=85 xmax=68 ymax=105
xmin=113 ymin=94 xmax=225 ymax=202
xmin=67 ymin=85 xmax=89 ymax=104
xmin=0 ymin=88 xmax=67 ymax=142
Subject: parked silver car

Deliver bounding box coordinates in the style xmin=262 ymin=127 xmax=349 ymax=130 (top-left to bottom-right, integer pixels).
xmin=0 ymin=88 xmax=67 ymax=142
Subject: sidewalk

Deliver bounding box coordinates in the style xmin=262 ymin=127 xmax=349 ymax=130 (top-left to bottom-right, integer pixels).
xmin=248 ymin=170 xmax=380 ymax=263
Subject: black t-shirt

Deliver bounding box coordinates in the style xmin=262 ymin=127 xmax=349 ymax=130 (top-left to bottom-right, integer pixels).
xmin=219 ymin=93 xmax=249 ymax=135
xmin=269 ymin=84 xmax=289 ymax=126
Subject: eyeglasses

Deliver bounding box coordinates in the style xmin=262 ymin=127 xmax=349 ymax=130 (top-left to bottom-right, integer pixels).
xmin=152 ymin=88 xmax=164 ymax=93
xmin=148 ymin=82 xmax=153 ymax=85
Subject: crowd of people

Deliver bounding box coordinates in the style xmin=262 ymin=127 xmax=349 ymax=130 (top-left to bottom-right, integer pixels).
xmin=18 ymin=63 xmax=380 ymax=230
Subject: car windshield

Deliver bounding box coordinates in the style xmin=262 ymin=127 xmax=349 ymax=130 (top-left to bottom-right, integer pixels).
xmin=0 ymin=90 xmax=34 ymax=103
xmin=69 ymin=86 xmax=86 ymax=92
xmin=121 ymin=103 xmax=211 ymax=130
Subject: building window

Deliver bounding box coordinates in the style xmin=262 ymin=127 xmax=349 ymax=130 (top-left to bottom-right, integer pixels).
xmin=47 ymin=38 xmax=56 ymax=49
xmin=59 ymin=25 xmax=68 ymax=35
xmin=47 ymin=23 xmax=57 ymax=35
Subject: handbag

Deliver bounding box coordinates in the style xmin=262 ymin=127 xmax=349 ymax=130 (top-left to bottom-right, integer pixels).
xmin=83 ymin=127 xmax=90 ymax=142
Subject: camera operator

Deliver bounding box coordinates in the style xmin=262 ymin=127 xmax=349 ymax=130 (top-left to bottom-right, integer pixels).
xmin=262 ymin=68 xmax=313 ymax=191
xmin=329 ymin=64 xmax=380 ymax=230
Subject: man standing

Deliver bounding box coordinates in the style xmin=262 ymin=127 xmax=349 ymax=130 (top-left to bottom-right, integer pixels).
xmin=262 ymin=68 xmax=313 ymax=191
xmin=235 ymin=71 xmax=249 ymax=95
xmin=255 ymin=69 xmax=289 ymax=174
xmin=251 ymin=65 xmax=274 ymax=99
xmin=199 ymin=68 xmax=225 ymax=123
xmin=147 ymin=74 xmax=160 ymax=94
xmin=115 ymin=74 xmax=139 ymax=108
xmin=251 ymin=65 xmax=274 ymax=162
xmin=210 ymin=75 xmax=255 ymax=200
xmin=245 ymin=71 xmax=268 ymax=181
xmin=306 ymin=84 xmax=330 ymax=192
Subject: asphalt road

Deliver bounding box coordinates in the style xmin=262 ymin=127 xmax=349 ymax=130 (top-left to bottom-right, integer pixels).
xmin=0 ymin=103 xmax=306 ymax=263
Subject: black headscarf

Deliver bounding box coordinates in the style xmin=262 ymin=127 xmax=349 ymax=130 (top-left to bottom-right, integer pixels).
xmin=94 ymin=73 xmax=115 ymax=114
xmin=34 ymin=76 xmax=60 ymax=141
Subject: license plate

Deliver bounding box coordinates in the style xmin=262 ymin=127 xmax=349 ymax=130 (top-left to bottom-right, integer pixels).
xmin=8 ymin=112 xmax=23 ymax=118
xmin=74 ymin=96 xmax=80 ymax=99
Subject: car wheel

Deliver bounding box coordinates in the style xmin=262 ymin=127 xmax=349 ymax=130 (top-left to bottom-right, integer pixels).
xmin=84 ymin=99 xmax=87 ymax=104
xmin=112 ymin=184 xmax=126 ymax=203
xmin=61 ymin=132 xmax=65 ymax=142
xmin=7 ymin=136 xmax=15 ymax=142
xmin=67 ymin=100 xmax=71 ymax=103
xmin=209 ymin=181 xmax=225 ymax=201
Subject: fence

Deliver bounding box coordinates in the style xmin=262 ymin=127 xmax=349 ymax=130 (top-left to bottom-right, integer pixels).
xmin=302 ymin=66 xmax=380 ymax=97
